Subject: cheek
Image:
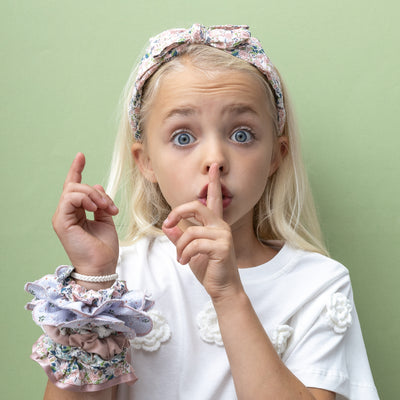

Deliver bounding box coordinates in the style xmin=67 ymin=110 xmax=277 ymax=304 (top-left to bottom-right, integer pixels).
xmin=242 ymin=152 xmax=272 ymax=196
xmin=242 ymin=150 xmax=273 ymax=178
xmin=146 ymin=145 xmax=194 ymax=207
xmin=153 ymin=168 xmax=189 ymax=208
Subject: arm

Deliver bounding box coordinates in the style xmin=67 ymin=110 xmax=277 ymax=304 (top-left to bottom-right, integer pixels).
xmin=163 ymin=164 xmax=335 ymax=400
xmin=51 ymin=152 xmax=119 ymax=283
xmin=214 ymin=292 xmax=335 ymax=400
xmin=43 ymin=153 xmax=120 ymax=398
xmin=44 ymin=381 xmax=118 ymax=400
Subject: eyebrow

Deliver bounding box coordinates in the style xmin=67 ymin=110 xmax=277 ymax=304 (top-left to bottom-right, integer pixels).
xmin=224 ymin=104 xmax=259 ymax=117
xmin=163 ymin=107 xmax=196 ymax=122
xmin=163 ymin=103 xmax=259 ymax=122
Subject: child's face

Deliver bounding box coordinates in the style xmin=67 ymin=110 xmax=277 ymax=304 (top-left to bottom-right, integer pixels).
xmin=133 ymin=63 xmax=284 ymax=232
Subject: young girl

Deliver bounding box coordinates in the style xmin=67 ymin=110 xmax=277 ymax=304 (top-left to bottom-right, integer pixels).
xmin=26 ymin=24 xmax=379 ymax=399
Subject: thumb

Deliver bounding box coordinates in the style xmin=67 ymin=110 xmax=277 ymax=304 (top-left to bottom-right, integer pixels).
xmin=93 ymin=209 xmax=117 ymax=227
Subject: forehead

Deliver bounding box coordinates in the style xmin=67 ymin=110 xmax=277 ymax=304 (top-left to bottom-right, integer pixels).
xmin=150 ymin=63 xmax=271 ymax=118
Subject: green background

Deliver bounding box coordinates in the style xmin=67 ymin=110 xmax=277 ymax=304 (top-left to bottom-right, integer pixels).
xmin=1 ymin=0 xmax=399 ymax=398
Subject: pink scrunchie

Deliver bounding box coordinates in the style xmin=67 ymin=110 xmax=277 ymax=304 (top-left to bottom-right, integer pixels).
xmin=44 ymin=325 xmax=130 ymax=360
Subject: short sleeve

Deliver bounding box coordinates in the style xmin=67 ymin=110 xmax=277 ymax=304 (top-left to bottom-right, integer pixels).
xmin=282 ymin=277 xmax=379 ymax=399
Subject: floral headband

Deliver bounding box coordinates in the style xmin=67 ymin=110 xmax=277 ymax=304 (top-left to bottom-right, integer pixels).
xmin=128 ymin=24 xmax=286 ymax=140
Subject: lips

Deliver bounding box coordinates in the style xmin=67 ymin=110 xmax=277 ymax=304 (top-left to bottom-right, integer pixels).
xmin=198 ymin=184 xmax=233 ymax=208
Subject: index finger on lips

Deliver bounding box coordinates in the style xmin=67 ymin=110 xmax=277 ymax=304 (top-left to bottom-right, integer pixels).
xmin=63 ymin=153 xmax=86 ymax=188
xmin=207 ymin=163 xmax=223 ymax=218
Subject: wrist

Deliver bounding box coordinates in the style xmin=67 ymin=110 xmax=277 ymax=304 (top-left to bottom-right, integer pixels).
xmin=72 ymin=263 xmax=118 ymax=290
xmin=73 ymin=278 xmax=116 ymax=290
xmin=73 ymin=264 xmax=117 ymax=276
xmin=211 ymin=285 xmax=248 ymax=312
xmin=71 ymin=270 xmax=118 ymax=290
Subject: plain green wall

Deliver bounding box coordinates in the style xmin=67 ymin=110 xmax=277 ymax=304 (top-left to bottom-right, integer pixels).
xmin=1 ymin=0 xmax=399 ymax=398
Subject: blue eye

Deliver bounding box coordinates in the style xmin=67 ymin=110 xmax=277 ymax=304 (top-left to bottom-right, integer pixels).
xmin=230 ymin=128 xmax=254 ymax=143
xmin=172 ymin=131 xmax=195 ymax=146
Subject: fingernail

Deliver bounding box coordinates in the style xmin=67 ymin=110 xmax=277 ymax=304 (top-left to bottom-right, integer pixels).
xmin=163 ymin=217 xmax=169 ymax=226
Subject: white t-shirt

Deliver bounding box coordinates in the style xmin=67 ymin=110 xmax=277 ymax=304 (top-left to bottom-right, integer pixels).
xmin=117 ymin=236 xmax=379 ymax=400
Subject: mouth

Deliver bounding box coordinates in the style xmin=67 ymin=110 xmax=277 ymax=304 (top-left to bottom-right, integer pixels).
xmin=198 ymin=184 xmax=233 ymax=209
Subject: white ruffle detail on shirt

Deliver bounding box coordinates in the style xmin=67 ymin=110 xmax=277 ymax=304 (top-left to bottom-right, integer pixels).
xmin=197 ymin=301 xmax=223 ymax=346
xmin=130 ymin=309 xmax=171 ymax=351
xmin=324 ymin=292 xmax=352 ymax=334
xmin=270 ymin=324 xmax=293 ymax=356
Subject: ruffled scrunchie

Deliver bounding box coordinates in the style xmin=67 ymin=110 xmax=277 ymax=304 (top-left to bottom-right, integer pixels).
xmin=25 ymin=265 xmax=154 ymax=391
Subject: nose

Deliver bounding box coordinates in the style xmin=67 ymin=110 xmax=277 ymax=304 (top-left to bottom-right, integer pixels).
xmin=207 ymin=164 xmax=224 ymax=172
xmin=201 ymin=138 xmax=229 ymax=175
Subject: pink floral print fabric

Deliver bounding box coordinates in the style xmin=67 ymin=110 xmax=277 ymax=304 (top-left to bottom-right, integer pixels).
xmin=128 ymin=24 xmax=286 ymax=140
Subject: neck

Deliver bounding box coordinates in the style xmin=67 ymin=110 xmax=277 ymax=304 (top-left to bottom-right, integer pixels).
xmin=231 ymin=217 xmax=278 ymax=269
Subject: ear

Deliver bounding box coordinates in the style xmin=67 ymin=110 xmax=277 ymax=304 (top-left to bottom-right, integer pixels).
xmin=131 ymin=143 xmax=158 ymax=183
xmin=269 ymin=136 xmax=289 ymax=177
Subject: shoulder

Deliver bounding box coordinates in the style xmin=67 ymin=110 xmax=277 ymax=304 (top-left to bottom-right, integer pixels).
xmin=284 ymin=245 xmax=351 ymax=290
xmin=265 ymin=245 xmax=354 ymax=318
xmin=289 ymin=245 xmax=349 ymax=272
xmin=240 ymin=244 xmax=354 ymax=328
xmin=279 ymin=247 xmax=378 ymax=398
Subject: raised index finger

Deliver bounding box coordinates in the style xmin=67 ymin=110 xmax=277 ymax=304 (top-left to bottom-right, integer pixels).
xmin=207 ymin=163 xmax=223 ymax=218
xmin=63 ymin=152 xmax=86 ymax=188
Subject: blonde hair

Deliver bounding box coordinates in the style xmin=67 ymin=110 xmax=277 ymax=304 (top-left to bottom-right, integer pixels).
xmin=107 ymin=45 xmax=328 ymax=256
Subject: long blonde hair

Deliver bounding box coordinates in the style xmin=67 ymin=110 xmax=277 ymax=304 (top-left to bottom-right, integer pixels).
xmin=107 ymin=45 xmax=328 ymax=256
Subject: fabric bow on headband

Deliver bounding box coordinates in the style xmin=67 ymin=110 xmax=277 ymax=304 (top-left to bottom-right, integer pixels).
xmin=128 ymin=24 xmax=286 ymax=140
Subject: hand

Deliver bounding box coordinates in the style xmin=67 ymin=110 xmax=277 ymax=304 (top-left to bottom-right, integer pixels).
xmin=52 ymin=153 xmax=119 ymax=276
xmin=162 ymin=164 xmax=243 ymax=301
